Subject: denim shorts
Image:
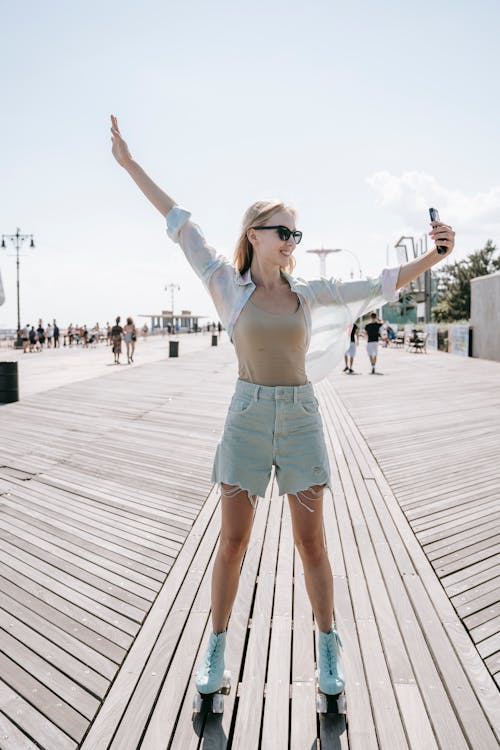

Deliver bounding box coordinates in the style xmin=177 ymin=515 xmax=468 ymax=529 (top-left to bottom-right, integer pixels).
xmin=211 ymin=379 xmax=331 ymax=513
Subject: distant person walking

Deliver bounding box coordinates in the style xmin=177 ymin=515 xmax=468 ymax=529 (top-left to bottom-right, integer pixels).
xmin=46 ymin=322 xmax=54 ymax=348
xmin=21 ymin=324 xmax=29 ymax=353
xmin=36 ymin=321 xmax=45 ymax=350
xmin=29 ymin=326 xmax=37 ymax=352
xmin=343 ymin=322 xmax=359 ymax=374
xmin=123 ymin=317 xmax=137 ymax=364
xmin=364 ymin=312 xmax=383 ymax=374
xmin=106 ymin=322 xmax=112 ymax=345
xmin=53 ymin=320 xmax=60 ymax=348
xmin=111 ymin=316 xmax=123 ymax=364
xmin=89 ymin=323 xmax=100 ymax=347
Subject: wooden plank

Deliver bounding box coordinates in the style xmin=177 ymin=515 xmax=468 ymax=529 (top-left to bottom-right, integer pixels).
xmin=0 ymin=679 xmax=77 ymax=750
xmin=105 ymin=491 xmax=225 ymax=749
xmin=230 ymin=486 xmax=283 ymax=749
xmin=261 ymin=492 xmax=293 ymax=750
xmin=470 ymin=615 xmax=500 ymax=643
xmin=0 ymin=535 xmax=145 ymax=630
xmin=329 ymin=382 xmax=500 ymax=746
xmin=0 ymin=606 xmax=110 ymax=697
xmin=331 ymin=347 xmax=500 ymax=695
xmin=0 ymin=515 xmax=156 ymax=606
xmin=168 ymin=480 xmax=271 ymax=749
xmin=290 ymin=550 xmax=318 ymax=749
xmin=0 ymin=710 xmax=40 ymax=750
xmin=79 ymin=485 xmax=223 ymax=749
xmin=0 ymin=653 xmax=88 ymax=742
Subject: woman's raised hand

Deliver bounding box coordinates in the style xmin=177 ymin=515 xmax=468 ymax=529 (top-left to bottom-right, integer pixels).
xmin=110 ymin=114 xmax=133 ymax=168
xmin=110 ymin=115 xmax=175 ymax=216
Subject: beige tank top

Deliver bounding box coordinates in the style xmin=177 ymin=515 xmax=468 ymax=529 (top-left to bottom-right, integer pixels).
xmin=232 ymin=295 xmax=308 ymax=386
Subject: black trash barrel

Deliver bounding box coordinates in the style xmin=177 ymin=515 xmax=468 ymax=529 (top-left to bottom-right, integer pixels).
xmin=0 ymin=361 xmax=19 ymax=404
xmin=169 ymin=340 xmax=179 ymax=357
xmin=211 ymin=334 xmax=218 ymax=347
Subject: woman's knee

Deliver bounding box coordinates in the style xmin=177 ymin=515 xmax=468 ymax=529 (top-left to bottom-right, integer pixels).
xmin=290 ymin=484 xmax=326 ymax=561
xmin=294 ymin=536 xmax=326 ymax=563
xmin=218 ymin=534 xmax=249 ymax=561
xmin=219 ymin=483 xmax=254 ymax=560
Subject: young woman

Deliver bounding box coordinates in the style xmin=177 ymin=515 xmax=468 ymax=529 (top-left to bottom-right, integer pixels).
xmin=110 ymin=114 xmax=455 ymax=711
xmin=111 ymin=316 xmax=123 ymax=365
xmin=123 ymin=317 xmax=137 ymax=364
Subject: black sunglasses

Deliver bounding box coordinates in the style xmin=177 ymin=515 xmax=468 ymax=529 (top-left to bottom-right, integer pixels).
xmin=251 ymin=225 xmax=302 ymax=245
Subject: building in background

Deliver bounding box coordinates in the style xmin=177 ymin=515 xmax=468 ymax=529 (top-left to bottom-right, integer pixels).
xmin=470 ymin=271 xmax=500 ymax=362
xmin=139 ymin=309 xmax=207 ymax=333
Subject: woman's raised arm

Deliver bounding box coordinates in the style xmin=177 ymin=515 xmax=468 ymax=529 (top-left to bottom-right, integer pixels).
xmin=110 ymin=114 xmax=175 ymax=217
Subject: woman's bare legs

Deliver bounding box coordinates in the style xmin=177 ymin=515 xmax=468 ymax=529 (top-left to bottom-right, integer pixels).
xmin=211 ymin=483 xmax=256 ymax=633
xmin=287 ymin=485 xmax=334 ymax=633
xmin=210 ymin=483 xmax=333 ymax=634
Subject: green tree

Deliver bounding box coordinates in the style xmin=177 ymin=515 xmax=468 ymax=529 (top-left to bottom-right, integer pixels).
xmin=433 ymin=240 xmax=500 ymax=322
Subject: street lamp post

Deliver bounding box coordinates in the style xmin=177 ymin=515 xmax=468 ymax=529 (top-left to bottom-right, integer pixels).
xmin=1 ymin=228 xmax=35 ymax=348
xmin=165 ymin=283 xmax=180 ymax=333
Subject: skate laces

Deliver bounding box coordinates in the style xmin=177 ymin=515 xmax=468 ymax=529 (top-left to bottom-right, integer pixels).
xmin=204 ymin=633 xmax=224 ymax=669
xmin=324 ymin=627 xmax=342 ymax=673
xmin=332 ymin=626 xmax=343 ymax=650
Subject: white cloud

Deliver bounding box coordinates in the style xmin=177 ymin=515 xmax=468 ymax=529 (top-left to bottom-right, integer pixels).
xmin=366 ymin=171 xmax=500 ymax=236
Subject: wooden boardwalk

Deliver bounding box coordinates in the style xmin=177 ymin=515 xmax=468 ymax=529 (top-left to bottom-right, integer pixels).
xmin=332 ymin=345 xmax=500 ymax=689
xmin=0 ymin=340 xmax=499 ymax=748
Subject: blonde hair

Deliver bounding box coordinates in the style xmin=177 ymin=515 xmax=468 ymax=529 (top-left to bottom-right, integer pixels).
xmin=233 ymin=200 xmax=297 ymax=275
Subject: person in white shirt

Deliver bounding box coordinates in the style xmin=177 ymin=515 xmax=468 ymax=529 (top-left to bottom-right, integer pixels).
xmin=46 ymin=323 xmax=54 ymax=348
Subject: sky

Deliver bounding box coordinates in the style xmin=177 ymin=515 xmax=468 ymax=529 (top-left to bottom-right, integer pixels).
xmin=1 ymin=0 xmax=499 ymax=330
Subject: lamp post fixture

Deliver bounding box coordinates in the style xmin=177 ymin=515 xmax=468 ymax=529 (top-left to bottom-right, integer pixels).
xmin=1 ymin=228 xmax=35 ymax=348
xmin=165 ymin=283 xmax=180 ymax=332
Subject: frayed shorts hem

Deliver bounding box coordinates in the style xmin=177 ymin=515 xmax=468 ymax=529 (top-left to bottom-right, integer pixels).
xmin=214 ymin=476 xmax=332 ymax=513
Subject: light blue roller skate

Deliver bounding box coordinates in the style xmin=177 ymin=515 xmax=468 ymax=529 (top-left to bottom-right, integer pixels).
xmin=316 ymin=625 xmax=347 ymax=715
xmin=192 ymin=630 xmax=231 ymax=715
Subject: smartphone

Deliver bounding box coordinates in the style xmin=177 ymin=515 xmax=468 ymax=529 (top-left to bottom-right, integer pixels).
xmin=429 ymin=208 xmax=448 ymax=254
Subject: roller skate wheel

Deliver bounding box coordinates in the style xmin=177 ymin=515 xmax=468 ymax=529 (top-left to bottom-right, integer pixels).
xmin=212 ymin=693 xmax=224 ymax=713
xmin=221 ymin=670 xmax=231 ymax=693
xmin=316 ymin=692 xmax=328 ymax=713
xmin=192 ymin=693 xmax=203 ymax=713
xmin=337 ymin=692 xmax=347 ymax=714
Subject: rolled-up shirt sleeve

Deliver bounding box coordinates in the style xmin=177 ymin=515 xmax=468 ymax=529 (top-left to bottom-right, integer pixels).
xmin=165 ymin=205 xmax=228 ymax=289
xmin=166 ymin=205 xmax=192 ymax=242
xmin=380 ymin=266 xmax=401 ymax=303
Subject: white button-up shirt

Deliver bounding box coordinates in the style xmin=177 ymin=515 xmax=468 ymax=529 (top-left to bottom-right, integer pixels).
xmin=166 ymin=206 xmax=401 ymax=383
